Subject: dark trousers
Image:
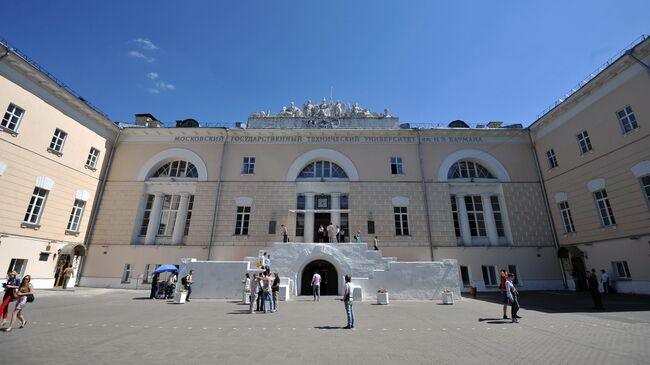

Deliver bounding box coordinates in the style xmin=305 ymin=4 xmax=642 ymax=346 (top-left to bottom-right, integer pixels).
xmin=185 ymin=285 xmax=192 ymax=300
xmin=283 ymin=234 xmax=288 ymax=243
xmin=150 ymin=282 xmax=158 ymax=299
xmin=510 ymin=297 xmax=520 ymax=319
xmin=590 ymin=288 xmax=604 ymax=309
xmin=256 ymin=289 xmax=263 ymax=311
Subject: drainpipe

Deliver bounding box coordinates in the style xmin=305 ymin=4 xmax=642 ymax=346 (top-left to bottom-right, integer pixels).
xmin=416 ymin=129 xmax=435 ymax=261
xmin=77 ymin=128 xmax=122 ymax=285
xmin=527 ymin=130 xmax=567 ymax=288
xmin=207 ymin=128 xmax=229 ymax=261
xmin=626 ymin=41 xmax=650 ymax=76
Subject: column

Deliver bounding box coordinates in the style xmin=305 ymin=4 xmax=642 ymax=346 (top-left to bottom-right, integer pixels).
xmin=456 ymin=194 xmax=472 ymax=245
xmin=144 ymin=192 xmax=164 ymax=245
xmin=304 ymin=193 xmax=315 ymax=243
xmin=331 ymin=192 xmax=341 ymax=228
xmin=172 ymin=193 xmax=191 ymax=245
xmin=481 ymin=194 xmax=498 ymax=245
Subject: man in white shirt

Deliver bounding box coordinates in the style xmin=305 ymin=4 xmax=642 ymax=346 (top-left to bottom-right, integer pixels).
xmin=342 ymin=275 xmax=355 ymax=329
xmin=505 ymin=273 xmax=520 ymax=323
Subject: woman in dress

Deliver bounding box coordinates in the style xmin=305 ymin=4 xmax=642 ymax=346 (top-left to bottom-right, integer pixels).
xmin=4 ymin=274 xmax=33 ymax=332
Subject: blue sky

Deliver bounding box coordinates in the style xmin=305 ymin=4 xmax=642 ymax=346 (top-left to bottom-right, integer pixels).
xmin=1 ymin=1 xmax=648 ymax=126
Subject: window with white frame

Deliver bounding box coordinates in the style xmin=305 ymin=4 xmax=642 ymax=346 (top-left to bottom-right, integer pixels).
xmin=23 ymin=187 xmax=49 ymax=225
xmin=49 ymin=128 xmax=68 ymax=153
xmin=448 ymin=161 xmax=495 ymax=179
xmin=450 ymin=195 xmax=461 ymax=238
xmin=183 ymin=196 xmax=194 ymax=236
xmin=390 ymin=157 xmax=404 ymax=175
xmin=640 ymin=175 xmax=650 ymax=212
xmin=491 ymin=196 xmax=505 ymax=237
xmin=86 ymin=147 xmax=100 ymax=169
xmin=139 ymin=195 xmax=155 ymax=236
xmin=157 ymin=195 xmax=181 ymax=237
xmin=142 ymin=264 xmax=161 ymax=284
xmin=612 ymin=261 xmax=631 ymax=279
xmin=576 ymin=130 xmax=592 ymax=154
xmin=593 ymin=189 xmax=616 ymax=227
xmin=235 ymin=206 xmax=251 ymax=235
xmin=295 ymin=195 xmax=305 ymax=237
xmin=546 ymin=149 xmax=558 ymax=169
xmin=558 ymin=201 xmax=576 ymax=233
xmin=298 ymin=160 xmax=348 ymax=179
xmin=460 ymin=265 xmax=471 ymax=287
xmin=393 ymin=206 xmax=409 ymax=236
xmin=481 ymin=265 xmax=498 ymax=286
xmin=8 ymin=258 xmax=28 ymax=277
xmin=1 ymin=103 xmax=25 ymax=132
xmin=507 ymin=264 xmax=520 ymax=285
xmin=66 ymin=199 xmax=86 ymax=232
xmin=242 ymin=157 xmax=255 ymax=174
xmin=617 ymin=106 xmax=638 ymax=134
xmin=465 ymin=196 xmax=487 ymax=237
xmin=121 ymin=263 xmax=133 ymax=283
xmin=152 ymin=160 xmax=198 ymax=178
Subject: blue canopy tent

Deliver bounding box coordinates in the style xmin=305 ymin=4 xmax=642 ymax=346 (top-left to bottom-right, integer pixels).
xmin=154 ymin=265 xmax=178 ymax=274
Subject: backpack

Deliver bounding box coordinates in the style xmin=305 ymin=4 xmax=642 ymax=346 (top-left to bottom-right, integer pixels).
xmin=181 ymin=275 xmax=188 ymax=286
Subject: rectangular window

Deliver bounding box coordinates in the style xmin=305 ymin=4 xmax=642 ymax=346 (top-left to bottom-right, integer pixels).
xmin=66 ymin=199 xmax=86 ymax=232
xmin=296 ymin=195 xmax=305 ymax=236
xmin=339 ymin=195 xmax=349 ymax=210
xmin=23 ymin=187 xmax=49 ymax=225
xmin=86 ymin=147 xmax=100 ymax=169
xmin=617 ymin=106 xmax=638 ymax=134
xmin=594 ymin=189 xmax=616 ymax=227
xmin=558 ymin=201 xmax=576 ymax=233
xmin=139 ymin=194 xmax=155 ymax=236
xmin=235 ymin=206 xmax=251 ymax=235
xmin=507 ymin=265 xmax=520 ymax=285
xmin=450 ymin=195 xmax=461 ymax=238
xmin=367 ymin=220 xmax=375 ymax=235
xmin=49 ymin=128 xmax=68 ymax=153
xmin=613 ymin=261 xmax=631 ymax=279
xmin=340 ymin=213 xmax=349 ymax=242
xmin=393 ymin=206 xmax=409 ymax=236
xmin=184 ymin=196 xmax=194 ymax=236
xmin=297 ymin=195 xmax=306 ymax=210
xmin=546 ymin=149 xmax=558 ymax=169
xmin=481 ymin=265 xmax=498 ymax=286
xmin=390 ymin=157 xmax=403 ymax=175
xmin=142 ymin=264 xmax=152 ymax=284
xmin=460 ymin=265 xmax=471 ymax=287
xmin=640 ymin=175 xmax=650 ymax=212
xmin=576 ymin=130 xmax=592 ymax=154
xmin=8 ymin=258 xmax=28 ymax=277
xmin=1 ymin=103 xmax=25 ymax=132
xmin=242 ymin=157 xmax=255 ymax=174
xmin=465 ymin=196 xmax=486 ymax=237
xmin=157 ymin=195 xmax=181 ymax=237
xmin=121 ymin=263 xmax=133 ymax=283
xmin=490 ymin=196 xmax=505 ymax=237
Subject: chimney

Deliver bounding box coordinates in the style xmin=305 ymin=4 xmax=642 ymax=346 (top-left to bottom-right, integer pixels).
xmin=135 ymin=113 xmax=162 ymax=128
xmin=487 ymin=121 xmax=503 ymax=128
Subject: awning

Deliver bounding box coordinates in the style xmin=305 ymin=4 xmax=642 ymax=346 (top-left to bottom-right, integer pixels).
xmin=59 ymin=243 xmax=86 ymax=256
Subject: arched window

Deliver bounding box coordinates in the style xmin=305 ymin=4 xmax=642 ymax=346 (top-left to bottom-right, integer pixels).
xmin=152 ymin=160 xmax=198 ymax=178
xmin=448 ymin=161 xmax=495 ymax=179
xmin=298 ymin=161 xmax=348 ymax=179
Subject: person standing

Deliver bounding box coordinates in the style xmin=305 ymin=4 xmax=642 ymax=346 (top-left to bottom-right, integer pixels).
xmin=600 ymin=269 xmax=609 ymax=294
xmin=373 ymin=236 xmax=379 ymax=251
xmin=342 ymin=275 xmax=354 ymax=329
xmin=327 ymin=223 xmax=335 ymax=243
xmin=0 ymin=271 xmax=20 ymax=327
xmin=249 ymin=274 xmax=261 ymax=314
xmin=281 ymin=224 xmax=289 ymax=243
xmin=262 ymin=272 xmax=274 ymax=313
xmin=588 ymin=269 xmax=604 ymax=310
xmin=166 ymin=272 xmax=177 ymax=299
xmin=149 ymin=272 xmax=159 ymax=299
xmin=264 ymin=255 xmax=271 ymax=275
xmin=339 ymin=228 xmax=345 ymax=243
xmin=354 ymin=231 xmax=361 ymax=243
xmin=311 ymin=271 xmax=321 ymax=301
xmin=336 ymin=225 xmax=341 ymax=243
xmin=3 ymin=275 xmax=33 ymax=332
xmin=62 ymin=265 xmax=74 ymax=289
xmin=272 ymin=272 xmax=280 ymax=312
xmin=184 ymin=270 xmax=193 ymax=302
xmin=505 ymin=273 xmax=520 ymax=323
xmin=318 ymin=225 xmax=325 ymax=243
xmin=242 ymin=273 xmax=251 ymax=304
xmin=499 ymin=269 xmax=508 ymax=319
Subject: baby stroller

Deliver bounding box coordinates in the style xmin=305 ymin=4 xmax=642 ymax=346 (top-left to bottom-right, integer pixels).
xmin=165 ymin=283 xmax=176 ymax=299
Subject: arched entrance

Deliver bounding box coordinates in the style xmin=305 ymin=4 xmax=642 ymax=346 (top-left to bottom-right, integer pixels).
xmin=54 ymin=244 xmax=85 ymax=288
xmin=301 ymin=260 xmax=338 ymax=296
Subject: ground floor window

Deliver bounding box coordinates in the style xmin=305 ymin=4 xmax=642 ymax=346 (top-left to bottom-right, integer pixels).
xmin=508 ymin=264 xmax=520 ymax=285
xmin=8 ymin=258 xmax=28 ymax=277
xmin=142 ymin=264 xmax=161 ymax=284
xmin=121 ymin=263 xmax=133 ymax=283
xmin=460 ymin=265 xmax=471 ymax=287
xmin=295 ymin=213 xmax=305 ymax=236
xmin=613 ymin=261 xmax=631 ymax=279
xmin=235 ymin=206 xmax=251 ymax=235
xmin=482 ymin=265 xmax=498 ymax=286
xmin=340 ymin=213 xmax=349 ymax=242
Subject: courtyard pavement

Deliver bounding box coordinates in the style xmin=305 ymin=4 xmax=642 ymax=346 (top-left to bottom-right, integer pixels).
xmin=0 ymin=288 xmax=649 ymax=365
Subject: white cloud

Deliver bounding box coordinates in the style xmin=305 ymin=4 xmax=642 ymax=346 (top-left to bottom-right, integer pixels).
xmin=133 ymin=38 xmax=159 ymax=51
xmin=147 ymin=72 xmax=159 ymax=80
xmin=155 ymin=81 xmax=175 ymax=90
xmin=147 ymin=88 xmax=160 ymax=94
xmin=128 ymin=51 xmax=155 ymax=63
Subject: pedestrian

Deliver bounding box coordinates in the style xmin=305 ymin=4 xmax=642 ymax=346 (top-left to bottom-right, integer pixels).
xmin=3 ymin=274 xmax=33 ymax=332
xmin=166 ymin=272 xmax=177 ymax=299
xmin=264 ymin=255 xmax=271 ymax=275
xmin=272 ymin=272 xmax=280 ymax=312
xmin=499 ymin=269 xmax=508 ymax=319
xmin=62 ymin=265 xmax=74 ymax=289
xmin=149 ymin=272 xmax=159 ymax=299
xmin=183 ymin=270 xmax=193 ymax=302
xmin=354 ymin=231 xmax=361 ymax=243
xmin=342 ymin=275 xmax=354 ymax=329
xmin=318 ymin=225 xmax=325 ymax=243
xmin=588 ymin=269 xmax=604 ymax=309
xmin=339 ymin=228 xmax=345 ymax=243
xmin=243 ymin=273 xmax=251 ymax=304
xmin=327 ymin=222 xmax=335 ymax=243
xmin=281 ymin=224 xmax=289 ymax=243
xmin=336 ymin=225 xmax=341 ymax=243
xmin=256 ymin=273 xmax=264 ymax=311
xmin=311 ymin=271 xmax=321 ymax=301
xmin=505 ymin=273 xmax=520 ymax=323
xmin=262 ymin=272 xmax=274 ymax=313
xmin=373 ymin=236 xmax=379 ymax=251
xmin=0 ymin=271 xmax=20 ymax=327
xmin=600 ymin=269 xmax=609 ymax=294
xmin=249 ymin=273 xmax=260 ymax=313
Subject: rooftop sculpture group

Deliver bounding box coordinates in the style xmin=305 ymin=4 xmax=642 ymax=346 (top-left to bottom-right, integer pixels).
xmin=250 ymin=97 xmax=392 ymax=119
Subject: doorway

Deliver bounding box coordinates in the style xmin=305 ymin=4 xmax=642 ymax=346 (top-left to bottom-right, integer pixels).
xmin=314 ymin=213 xmax=331 ymax=243
xmin=570 ymin=254 xmax=587 ymax=291
xmin=54 ymin=254 xmax=72 ymax=287
xmin=301 ymin=260 xmax=338 ymax=296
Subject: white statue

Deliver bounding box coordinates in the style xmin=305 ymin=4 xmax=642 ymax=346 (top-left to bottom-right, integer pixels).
xmin=334 ymin=101 xmax=344 ymax=117
xmin=303 ymin=100 xmax=314 ymax=118
xmin=287 ymin=101 xmax=302 ymax=117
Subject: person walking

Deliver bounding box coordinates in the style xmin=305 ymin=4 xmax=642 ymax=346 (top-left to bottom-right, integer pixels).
xmin=373 ymin=236 xmax=379 ymax=251
xmin=149 ymin=272 xmax=159 ymax=299
xmin=62 ymin=265 xmax=74 ymax=289
xmin=311 ymin=271 xmax=321 ymax=301
xmin=588 ymin=269 xmax=604 ymax=310
xmin=327 ymin=223 xmax=335 ymax=243
xmin=281 ymin=224 xmax=289 ymax=243
xmin=3 ymin=275 xmax=33 ymax=332
xmin=505 ymin=273 xmax=520 ymax=323
xmin=272 ymin=272 xmax=280 ymax=312
xmin=600 ymin=269 xmax=609 ymax=294
xmin=0 ymin=271 xmax=20 ymax=327
xmin=249 ymin=273 xmax=261 ymax=313
xmin=342 ymin=275 xmax=354 ymax=329
xmin=183 ymin=270 xmax=193 ymax=302
xmin=499 ymin=269 xmax=508 ymax=319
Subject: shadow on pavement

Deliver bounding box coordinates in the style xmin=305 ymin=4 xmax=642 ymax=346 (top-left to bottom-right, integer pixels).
xmin=227 ymin=309 xmax=252 ymax=314
xmin=132 ymin=297 xmax=152 ymax=300
xmin=463 ymin=291 xmax=650 ymax=314
xmin=314 ymin=326 xmax=344 ymax=330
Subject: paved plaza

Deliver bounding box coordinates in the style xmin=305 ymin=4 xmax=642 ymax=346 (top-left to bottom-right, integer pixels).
xmin=1 ymin=288 xmax=649 ymax=365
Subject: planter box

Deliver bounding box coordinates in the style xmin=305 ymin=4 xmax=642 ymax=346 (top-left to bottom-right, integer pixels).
xmin=442 ymin=292 xmax=454 ymax=305
xmin=377 ymin=292 xmax=389 ymax=305
xmin=174 ymin=291 xmax=188 ymax=304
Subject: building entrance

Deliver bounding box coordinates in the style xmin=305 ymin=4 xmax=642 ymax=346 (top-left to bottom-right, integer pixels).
xmin=314 ymin=213 xmax=331 ymax=242
xmin=300 ymin=260 xmax=338 ymax=296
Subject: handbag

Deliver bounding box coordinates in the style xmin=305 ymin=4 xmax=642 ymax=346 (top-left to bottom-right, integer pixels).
xmin=26 ymin=294 xmax=35 ymax=303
